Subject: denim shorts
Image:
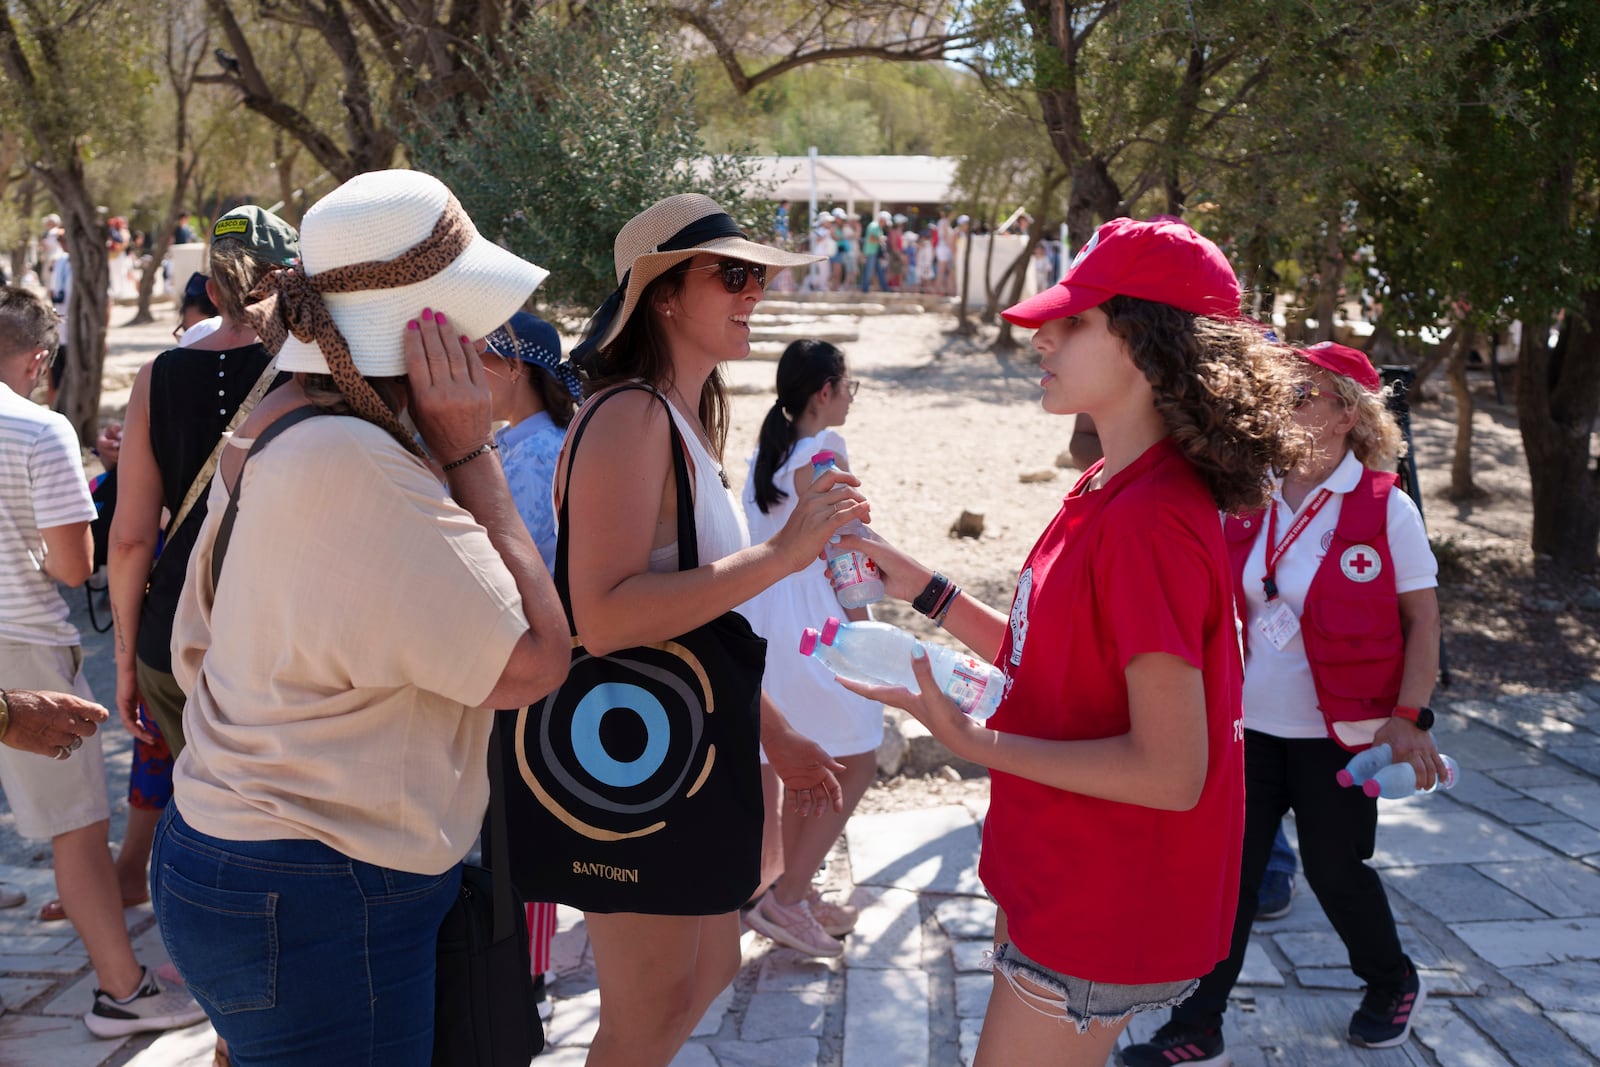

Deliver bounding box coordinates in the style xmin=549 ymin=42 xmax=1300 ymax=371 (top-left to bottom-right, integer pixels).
xmin=985 ymin=941 xmax=1199 ymax=1034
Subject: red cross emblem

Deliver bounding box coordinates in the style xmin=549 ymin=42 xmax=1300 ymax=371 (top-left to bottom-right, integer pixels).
xmin=1339 ymin=544 xmax=1382 ymax=583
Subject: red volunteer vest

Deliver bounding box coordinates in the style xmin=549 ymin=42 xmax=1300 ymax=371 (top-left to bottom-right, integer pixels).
xmin=1225 ymin=468 xmax=1402 ymax=751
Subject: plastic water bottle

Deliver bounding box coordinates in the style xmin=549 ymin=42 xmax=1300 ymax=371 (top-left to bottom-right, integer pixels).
xmin=1335 ymin=743 xmax=1394 ymax=789
xmin=1361 ymin=755 xmax=1460 ymax=799
xmin=799 ymin=617 xmax=1003 ymax=721
xmin=811 ymin=451 xmax=883 ymax=608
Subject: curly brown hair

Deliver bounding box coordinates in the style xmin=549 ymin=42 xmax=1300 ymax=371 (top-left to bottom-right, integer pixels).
xmin=1101 ymin=295 xmax=1309 ymax=514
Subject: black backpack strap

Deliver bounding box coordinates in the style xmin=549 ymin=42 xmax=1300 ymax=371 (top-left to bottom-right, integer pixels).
xmin=210 ymin=405 xmax=328 ymax=589
xmin=553 ymin=385 xmax=699 ymax=629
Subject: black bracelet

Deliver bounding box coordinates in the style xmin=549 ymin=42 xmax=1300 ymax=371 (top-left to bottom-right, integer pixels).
xmin=443 ymin=441 xmax=497 ymax=472
xmin=933 ymin=587 xmax=961 ymax=628
xmin=912 ymin=572 xmax=949 ymax=616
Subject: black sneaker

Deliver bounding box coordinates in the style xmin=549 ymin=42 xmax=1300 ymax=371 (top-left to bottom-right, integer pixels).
xmin=1348 ymin=964 xmax=1425 ymax=1048
xmin=84 ymin=966 xmax=208 ymax=1039
xmin=1118 ymin=1021 xmax=1229 ymax=1066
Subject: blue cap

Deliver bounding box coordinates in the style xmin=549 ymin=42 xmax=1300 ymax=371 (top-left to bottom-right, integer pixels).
xmin=487 ymin=311 xmax=583 ymax=400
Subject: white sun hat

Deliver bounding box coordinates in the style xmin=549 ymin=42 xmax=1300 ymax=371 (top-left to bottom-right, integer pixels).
xmin=275 ymin=170 xmax=548 ymax=377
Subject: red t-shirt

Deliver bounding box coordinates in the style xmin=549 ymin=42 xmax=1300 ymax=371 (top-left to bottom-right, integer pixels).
xmin=980 ymin=438 xmax=1244 ymax=984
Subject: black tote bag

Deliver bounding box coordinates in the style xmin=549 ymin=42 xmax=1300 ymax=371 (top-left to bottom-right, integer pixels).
xmin=494 ymin=385 xmax=766 ymax=914
xmin=432 ymin=731 xmax=544 ymax=1066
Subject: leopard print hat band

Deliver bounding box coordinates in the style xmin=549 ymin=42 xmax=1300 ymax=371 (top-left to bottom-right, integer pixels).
xmin=242 ymin=196 xmax=476 ymax=453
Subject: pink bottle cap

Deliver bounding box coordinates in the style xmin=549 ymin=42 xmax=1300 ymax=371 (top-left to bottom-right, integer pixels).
xmin=811 ymin=450 xmax=837 ymax=466
xmin=1362 ymin=779 xmax=1383 ymax=799
xmin=799 ymin=629 xmax=819 ymax=656
xmin=1335 ymin=769 xmax=1355 ymax=788
xmin=821 ymin=617 xmax=841 ymax=645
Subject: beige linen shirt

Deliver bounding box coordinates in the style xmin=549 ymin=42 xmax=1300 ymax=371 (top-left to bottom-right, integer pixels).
xmin=171 ymin=415 xmax=528 ymax=875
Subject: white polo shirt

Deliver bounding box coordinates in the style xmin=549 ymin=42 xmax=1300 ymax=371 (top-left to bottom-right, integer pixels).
xmin=1239 ymin=450 xmax=1437 ymax=738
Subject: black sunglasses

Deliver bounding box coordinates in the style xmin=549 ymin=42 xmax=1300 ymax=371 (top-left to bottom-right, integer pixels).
xmin=832 ymin=375 xmax=860 ymax=398
xmin=678 ymin=259 xmax=767 ymax=293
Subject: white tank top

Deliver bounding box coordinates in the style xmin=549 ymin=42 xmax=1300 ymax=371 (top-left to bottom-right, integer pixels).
xmin=647 ymin=396 xmax=750 ymax=572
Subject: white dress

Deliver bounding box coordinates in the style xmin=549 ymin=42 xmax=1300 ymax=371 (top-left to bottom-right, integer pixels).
xmin=648 ymin=399 xmax=751 ymax=572
xmin=740 ymin=429 xmax=884 ymax=757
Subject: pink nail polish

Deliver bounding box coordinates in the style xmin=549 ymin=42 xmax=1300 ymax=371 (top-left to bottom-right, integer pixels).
xmin=460 ymin=335 xmax=471 ymax=345
xmin=436 ymin=312 xmax=448 ymax=325
xmin=421 ymin=308 xmax=433 ymax=321
xmin=407 ymin=320 xmax=420 ymax=330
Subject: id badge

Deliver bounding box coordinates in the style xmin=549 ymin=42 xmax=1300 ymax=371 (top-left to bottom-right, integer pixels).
xmin=1256 ymin=601 xmax=1300 ymax=651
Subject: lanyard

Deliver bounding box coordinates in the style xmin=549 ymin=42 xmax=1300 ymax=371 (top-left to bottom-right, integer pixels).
xmin=1262 ymin=489 xmax=1332 ymax=600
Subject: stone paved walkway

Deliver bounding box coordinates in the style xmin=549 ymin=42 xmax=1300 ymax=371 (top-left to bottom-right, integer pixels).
xmin=3 ymin=590 xmax=1598 ymax=1065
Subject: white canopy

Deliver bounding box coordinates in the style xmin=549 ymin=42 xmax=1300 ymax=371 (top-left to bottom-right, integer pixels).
xmin=742 ymin=155 xmax=959 ymax=215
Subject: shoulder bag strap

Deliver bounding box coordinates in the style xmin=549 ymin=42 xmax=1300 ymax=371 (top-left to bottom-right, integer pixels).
xmin=209 ymin=404 xmax=326 ymax=589
xmin=485 ymin=725 xmax=517 ymax=941
xmin=553 ymin=386 xmax=698 ymax=630
xmin=162 ymin=357 xmax=280 ymax=551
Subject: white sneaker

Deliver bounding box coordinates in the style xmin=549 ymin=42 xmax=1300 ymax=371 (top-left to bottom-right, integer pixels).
xmin=84 ymin=967 xmax=208 ymax=1039
xmin=744 ymin=892 xmax=844 ymax=958
xmin=807 ymin=887 xmax=859 ymax=937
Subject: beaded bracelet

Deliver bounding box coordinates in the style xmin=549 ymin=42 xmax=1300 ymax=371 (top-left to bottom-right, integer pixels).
xmin=443 ymin=441 xmax=498 ymax=472
xmin=912 ymin=572 xmax=950 ymax=616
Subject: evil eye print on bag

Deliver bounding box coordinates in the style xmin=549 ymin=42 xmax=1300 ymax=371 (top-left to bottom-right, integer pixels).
xmin=515 ymin=639 xmax=718 ymax=842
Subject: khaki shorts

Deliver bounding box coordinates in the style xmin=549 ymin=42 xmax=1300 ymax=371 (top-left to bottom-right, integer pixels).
xmin=0 ymin=639 xmax=110 ymax=839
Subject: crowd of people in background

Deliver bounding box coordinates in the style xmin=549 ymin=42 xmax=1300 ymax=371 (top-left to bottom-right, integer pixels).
xmin=772 ymin=200 xmax=1069 ymax=301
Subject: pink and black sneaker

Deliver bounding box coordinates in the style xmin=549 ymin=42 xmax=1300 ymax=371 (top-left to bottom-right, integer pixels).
xmin=1348 ymin=963 xmax=1424 ymax=1048
xmin=1118 ymin=1021 xmax=1228 ymax=1066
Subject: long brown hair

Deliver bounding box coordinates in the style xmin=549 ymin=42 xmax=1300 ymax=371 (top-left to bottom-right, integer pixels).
xmin=582 ymin=269 xmax=731 ymax=458
xmin=1101 ymin=295 xmax=1308 ymax=513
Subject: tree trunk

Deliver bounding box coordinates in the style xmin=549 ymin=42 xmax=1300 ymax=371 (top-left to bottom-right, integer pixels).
xmin=954 ymin=220 xmax=977 ymax=336
xmin=983 ymin=242 xmax=1028 ymax=325
xmin=1065 ymin=156 xmax=1119 ymax=247
xmin=50 ymin=175 xmax=110 ymax=444
xmin=132 ymin=214 xmax=181 ymax=325
xmin=1311 ymin=212 xmax=1343 ymax=343
xmin=1516 ymin=290 xmax=1600 ymax=570
xmin=977 ymin=228 xmax=999 ymax=324
xmin=1447 ymin=324 xmax=1479 ymax=500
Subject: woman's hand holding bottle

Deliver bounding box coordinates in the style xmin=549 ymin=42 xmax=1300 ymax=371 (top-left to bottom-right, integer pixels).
xmin=774 ymin=465 xmax=869 ymax=572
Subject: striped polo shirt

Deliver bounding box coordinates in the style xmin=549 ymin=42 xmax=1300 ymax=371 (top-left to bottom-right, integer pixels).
xmin=0 ymin=382 xmax=96 ymax=646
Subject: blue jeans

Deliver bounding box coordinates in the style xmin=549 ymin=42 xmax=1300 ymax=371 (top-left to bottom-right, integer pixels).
xmin=1265 ymin=822 xmax=1298 ymax=878
xmin=861 ymin=251 xmax=888 ymax=291
xmin=152 ymin=806 xmax=461 ymax=1066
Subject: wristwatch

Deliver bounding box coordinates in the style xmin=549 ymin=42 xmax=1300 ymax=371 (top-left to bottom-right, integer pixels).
xmin=1393 ymin=705 xmax=1434 ymax=731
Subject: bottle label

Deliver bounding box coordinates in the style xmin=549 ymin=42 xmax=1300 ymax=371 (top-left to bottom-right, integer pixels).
xmin=827 ymin=550 xmax=879 ymax=591
xmin=944 ymin=657 xmax=991 ymax=715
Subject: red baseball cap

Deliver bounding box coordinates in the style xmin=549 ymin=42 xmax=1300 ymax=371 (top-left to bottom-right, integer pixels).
xmin=1001 ymin=216 xmax=1240 ymax=328
xmin=1296 ymin=341 xmax=1380 ymax=392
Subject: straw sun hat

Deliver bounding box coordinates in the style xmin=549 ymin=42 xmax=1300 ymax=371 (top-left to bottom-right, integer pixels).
xmin=274 ymin=169 xmax=549 ymax=377
xmin=572 ymin=193 xmax=820 ymax=363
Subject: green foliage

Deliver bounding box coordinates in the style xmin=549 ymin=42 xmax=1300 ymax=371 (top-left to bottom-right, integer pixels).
xmin=1362 ymin=0 xmax=1600 ymax=331
xmin=693 ymin=59 xmax=975 ymax=156
xmin=404 ymin=0 xmax=759 ymax=316
xmin=0 ymin=0 xmax=158 ymax=159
